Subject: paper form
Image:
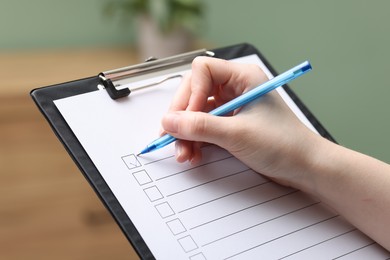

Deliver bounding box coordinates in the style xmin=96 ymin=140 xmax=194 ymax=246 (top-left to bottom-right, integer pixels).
xmin=54 ymin=55 xmax=389 ymax=259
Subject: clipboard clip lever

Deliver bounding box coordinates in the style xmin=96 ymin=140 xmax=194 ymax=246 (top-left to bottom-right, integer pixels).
xmin=99 ymin=49 xmax=215 ymax=100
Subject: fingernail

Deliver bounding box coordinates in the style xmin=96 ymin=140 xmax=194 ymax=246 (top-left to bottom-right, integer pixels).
xmin=175 ymin=142 xmax=182 ymax=160
xmin=163 ymin=112 xmax=180 ymax=133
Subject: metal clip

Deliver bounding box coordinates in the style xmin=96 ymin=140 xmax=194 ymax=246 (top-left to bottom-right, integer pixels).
xmin=99 ymin=49 xmax=214 ymax=100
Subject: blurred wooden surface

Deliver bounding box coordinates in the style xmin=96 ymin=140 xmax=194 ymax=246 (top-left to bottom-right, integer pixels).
xmin=0 ymin=48 xmax=141 ymax=259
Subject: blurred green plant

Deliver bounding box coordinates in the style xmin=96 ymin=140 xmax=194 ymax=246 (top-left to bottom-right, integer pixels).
xmin=104 ymin=0 xmax=205 ymax=35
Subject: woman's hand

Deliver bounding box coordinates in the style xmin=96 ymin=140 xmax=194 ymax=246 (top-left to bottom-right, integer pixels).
xmin=161 ymin=57 xmax=317 ymax=188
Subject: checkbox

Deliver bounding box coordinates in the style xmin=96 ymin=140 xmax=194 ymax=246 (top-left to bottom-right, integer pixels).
xmin=166 ymin=218 xmax=186 ymax=235
xmin=122 ymin=154 xmax=141 ymax=170
xmin=144 ymin=186 xmax=163 ymax=202
xmin=155 ymin=202 xmax=175 ymax=218
xmin=190 ymin=253 xmax=206 ymax=260
xmin=133 ymin=170 xmax=152 ymax=185
xmin=178 ymin=235 xmax=198 ymax=253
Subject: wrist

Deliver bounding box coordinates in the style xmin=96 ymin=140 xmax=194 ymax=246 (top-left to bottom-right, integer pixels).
xmin=280 ymin=129 xmax=332 ymax=196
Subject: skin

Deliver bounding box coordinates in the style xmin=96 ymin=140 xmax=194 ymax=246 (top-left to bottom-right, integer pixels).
xmin=160 ymin=56 xmax=390 ymax=250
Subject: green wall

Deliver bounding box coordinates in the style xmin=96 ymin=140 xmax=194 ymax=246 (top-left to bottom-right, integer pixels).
xmin=0 ymin=0 xmax=134 ymax=49
xmin=1 ymin=0 xmax=389 ymax=163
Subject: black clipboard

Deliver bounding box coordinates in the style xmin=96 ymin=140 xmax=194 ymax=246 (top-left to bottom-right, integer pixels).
xmin=31 ymin=43 xmax=335 ymax=259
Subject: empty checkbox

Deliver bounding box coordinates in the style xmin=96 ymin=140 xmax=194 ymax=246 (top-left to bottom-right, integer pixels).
xmin=144 ymin=186 xmax=163 ymax=202
xmin=178 ymin=235 xmax=198 ymax=253
xmin=166 ymin=218 xmax=186 ymax=235
xmin=133 ymin=170 xmax=152 ymax=185
xmin=155 ymin=202 xmax=175 ymax=218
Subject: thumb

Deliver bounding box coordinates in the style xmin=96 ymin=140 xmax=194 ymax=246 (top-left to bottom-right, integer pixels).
xmin=161 ymin=111 xmax=233 ymax=147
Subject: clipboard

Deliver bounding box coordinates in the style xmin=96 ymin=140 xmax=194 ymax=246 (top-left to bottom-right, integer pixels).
xmin=30 ymin=43 xmax=387 ymax=259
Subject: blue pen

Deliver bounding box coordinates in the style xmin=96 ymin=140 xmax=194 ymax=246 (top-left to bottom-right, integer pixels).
xmin=138 ymin=61 xmax=312 ymax=155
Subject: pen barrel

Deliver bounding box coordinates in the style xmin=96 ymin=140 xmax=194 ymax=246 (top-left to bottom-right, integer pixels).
xmin=151 ymin=134 xmax=177 ymax=150
xmin=210 ymin=61 xmax=311 ymax=116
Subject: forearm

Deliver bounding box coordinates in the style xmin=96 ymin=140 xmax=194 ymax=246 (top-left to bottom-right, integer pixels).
xmin=295 ymin=133 xmax=390 ymax=250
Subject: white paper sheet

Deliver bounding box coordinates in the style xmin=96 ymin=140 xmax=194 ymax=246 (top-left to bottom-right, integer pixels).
xmin=54 ymin=55 xmax=389 ymax=259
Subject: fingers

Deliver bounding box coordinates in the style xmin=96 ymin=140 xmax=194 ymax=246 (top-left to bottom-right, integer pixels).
xmin=188 ymin=57 xmax=268 ymax=111
xmin=169 ymin=72 xmax=193 ymax=112
xmin=186 ymin=57 xmax=228 ymax=111
xmin=162 ymin=110 xmax=234 ymax=147
xmin=171 ymin=57 xmax=268 ymax=114
xmin=163 ymin=56 xmax=268 ymax=163
xmin=175 ymin=140 xmax=203 ymax=164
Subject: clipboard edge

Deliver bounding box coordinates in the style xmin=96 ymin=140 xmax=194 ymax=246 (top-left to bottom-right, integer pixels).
xmin=30 ymin=78 xmax=156 ymax=259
